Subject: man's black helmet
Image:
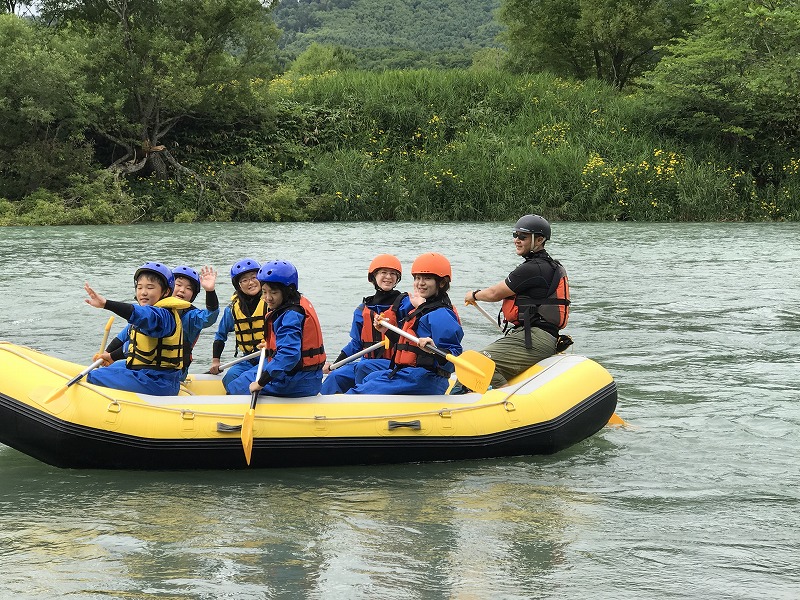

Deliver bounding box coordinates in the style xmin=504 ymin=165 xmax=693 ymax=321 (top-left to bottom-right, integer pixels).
xmin=514 ymin=214 xmax=551 ymax=240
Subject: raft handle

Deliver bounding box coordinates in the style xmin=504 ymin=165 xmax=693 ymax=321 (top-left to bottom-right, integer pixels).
xmin=504 ymin=401 xmax=516 ymax=412
xmin=217 ymin=422 xmax=242 ymax=433
xmin=106 ymin=401 xmax=121 ymax=414
xmin=388 ymin=420 xmax=421 ymax=431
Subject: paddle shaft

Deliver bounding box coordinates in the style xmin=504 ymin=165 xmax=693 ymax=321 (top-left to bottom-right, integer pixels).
xmin=470 ymin=301 xmax=503 ymax=332
xmin=378 ymin=319 xmax=448 ymax=360
xmin=219 ymin=350 xmax=261 ymax=372
xmin=45 ymin=358 xmax=105 ymax=403
xmin=329 ymin=339 xmax=387 ymax=370
xmin=66 ymin=358 xmax=105 ymax=387
xmin=250 ymin=347 xmax=267 ymax=409
xmin=44 ymin=319 xmax=112 ymax=404
xmin=99 ymin=316 xmax=115 ymax=353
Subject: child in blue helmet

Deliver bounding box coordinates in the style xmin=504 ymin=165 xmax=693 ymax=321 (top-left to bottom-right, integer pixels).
xmin=171 ymin=265 xmax=220 ymax=380
xmin=227 ymin=260 xmax=326 ymax=397
xmin=83 ymin=262 xmax=192 ymax=396
xmin=320 ymin=254 xmax=412 ymax=394
xmin=96 ymin=266 xmax=220 ymax=382
xmin=209 ymin=258 xmax=269 ymax=392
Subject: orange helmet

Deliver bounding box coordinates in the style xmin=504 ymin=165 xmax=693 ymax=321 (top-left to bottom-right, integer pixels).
xmin=368 ymin=254 xmax=402 ymax=283
xmin=411 ymin=252 xmax=452 ymax=279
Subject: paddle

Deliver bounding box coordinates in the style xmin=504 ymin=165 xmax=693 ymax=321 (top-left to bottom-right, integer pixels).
xmin=329 ymin=338 xmax=388 ymax=370
xmin=378 ymin=319 xmax=495 ymax=394
xmin=606 ymin=412 xmax=628 ymax=426
xmin=44 ymin=316 xmax=115 ymax=404
xmin=241 ymin=346 xmax=267 ymax=465
xmin=99 ymin=315 xmax=115 ymax=354
xmin=210 ymin=350 xmax=261 ymax=373
xmin=469 ymin=301 xmax=503 ymax=332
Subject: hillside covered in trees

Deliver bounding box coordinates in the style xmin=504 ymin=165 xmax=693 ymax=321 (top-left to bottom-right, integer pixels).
xmin=272 ymin=0 xmax=504 ymax=69
xmin=1 ymin=0 xmax=798 ymax=225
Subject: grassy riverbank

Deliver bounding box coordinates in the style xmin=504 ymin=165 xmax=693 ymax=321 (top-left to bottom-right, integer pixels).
xmin=3 ymin=70 xmax=798 ymax=225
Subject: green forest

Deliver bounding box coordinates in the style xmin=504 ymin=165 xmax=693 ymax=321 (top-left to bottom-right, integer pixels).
xmin=272 ymin=0 xmax=504 ymax=69
xmin=1 ymin=0 xmax=798 ymax=225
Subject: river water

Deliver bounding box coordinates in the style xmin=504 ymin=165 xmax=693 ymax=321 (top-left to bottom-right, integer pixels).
xmin=0 ymin=222 xmax=798 ymax=599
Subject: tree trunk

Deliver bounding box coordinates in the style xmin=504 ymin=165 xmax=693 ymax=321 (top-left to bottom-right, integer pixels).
xmin=149 ymin=151 xmax=168 ymax=180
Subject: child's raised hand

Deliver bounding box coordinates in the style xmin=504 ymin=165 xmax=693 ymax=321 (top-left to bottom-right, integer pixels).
xmin=200 ymin=266 xmax=217 ymax=291
xmin=84 ymin=282 xmax=106 ymax=308
xmin=408 ymin=288 xmax=423 ymax=308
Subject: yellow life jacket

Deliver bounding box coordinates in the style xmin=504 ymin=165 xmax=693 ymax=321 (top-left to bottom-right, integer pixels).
xmin=127 ymin=297 xmax=192 ymax=371
xmin=230 ymin=293 xmax=268 ymax=355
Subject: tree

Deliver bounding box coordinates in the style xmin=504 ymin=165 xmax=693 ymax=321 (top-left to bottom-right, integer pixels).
xmin=499 ymin=0 xmax=696 ymax=89
xmin=0 ymin=15 xmax=97 ymax=198
xmin=290 ymin=42 xmax=357 ymax=74
xmin=34 ymin=0 xmax=281 ymax=190
xmin=640 ymin=0 xmax=800 ymax=166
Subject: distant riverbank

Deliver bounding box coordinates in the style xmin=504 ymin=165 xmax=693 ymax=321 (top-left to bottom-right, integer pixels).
xmin=2 ymin=70 xmax=798 ymax=226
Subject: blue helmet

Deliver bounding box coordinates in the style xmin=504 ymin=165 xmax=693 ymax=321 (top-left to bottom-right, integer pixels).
xmin=230 ymin=258 xmax=260 ymax=288
xmin=134 ymin=261 xmax=175 ymax=292
xmin=257 ymin=260 xmax=298 ymax=289
xmin=172 ymin=265 xmax=201 ymax=299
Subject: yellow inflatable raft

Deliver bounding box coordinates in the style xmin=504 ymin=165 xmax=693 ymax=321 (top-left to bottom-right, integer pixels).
xmin=0 ymin=341 xmax=617 ymax=470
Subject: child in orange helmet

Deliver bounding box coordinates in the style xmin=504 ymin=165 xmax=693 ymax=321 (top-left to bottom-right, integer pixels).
xmin=320 ymin=254 xmax=412 ymax=394
xmin=346 ymin=253 xmax=463 ymax=395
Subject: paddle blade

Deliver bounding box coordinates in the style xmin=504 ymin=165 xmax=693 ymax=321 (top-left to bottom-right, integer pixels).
xmin=241 ymin=407 xmax=256 ymax=465
xmin=606 ymin=412 xmax=628 ymax=427
xmin=447 ymin=350 xmax=495 ymax=394
xmin=43 ymin=385 xmax=68 ymax=405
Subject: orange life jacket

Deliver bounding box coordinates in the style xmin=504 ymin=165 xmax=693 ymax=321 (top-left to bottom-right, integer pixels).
xmin=501 ymin=258 xmax=570 ymax=346
xmin=359 ymin=292 xmax=407 ymax=359
xmin=392 ymin=300 xmax=458 ymax=373
xmin=264 ymin=296 xmax=326 ymax=372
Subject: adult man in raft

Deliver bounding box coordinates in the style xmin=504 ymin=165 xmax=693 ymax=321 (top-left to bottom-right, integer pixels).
xmin=464 ymin=214 xmax=571 ymax=389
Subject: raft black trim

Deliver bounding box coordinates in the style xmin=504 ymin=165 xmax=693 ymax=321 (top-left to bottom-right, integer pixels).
xmin=0 ymin=382 xmax=616 ymax=470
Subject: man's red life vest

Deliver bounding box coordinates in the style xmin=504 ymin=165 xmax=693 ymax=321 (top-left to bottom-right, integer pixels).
xmin=501 ymin=259 xmax=570 ymax=348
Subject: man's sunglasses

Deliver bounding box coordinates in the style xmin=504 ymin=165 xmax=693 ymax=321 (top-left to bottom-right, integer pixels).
xmin=512 ymin=232 xmax=530 ymax=240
